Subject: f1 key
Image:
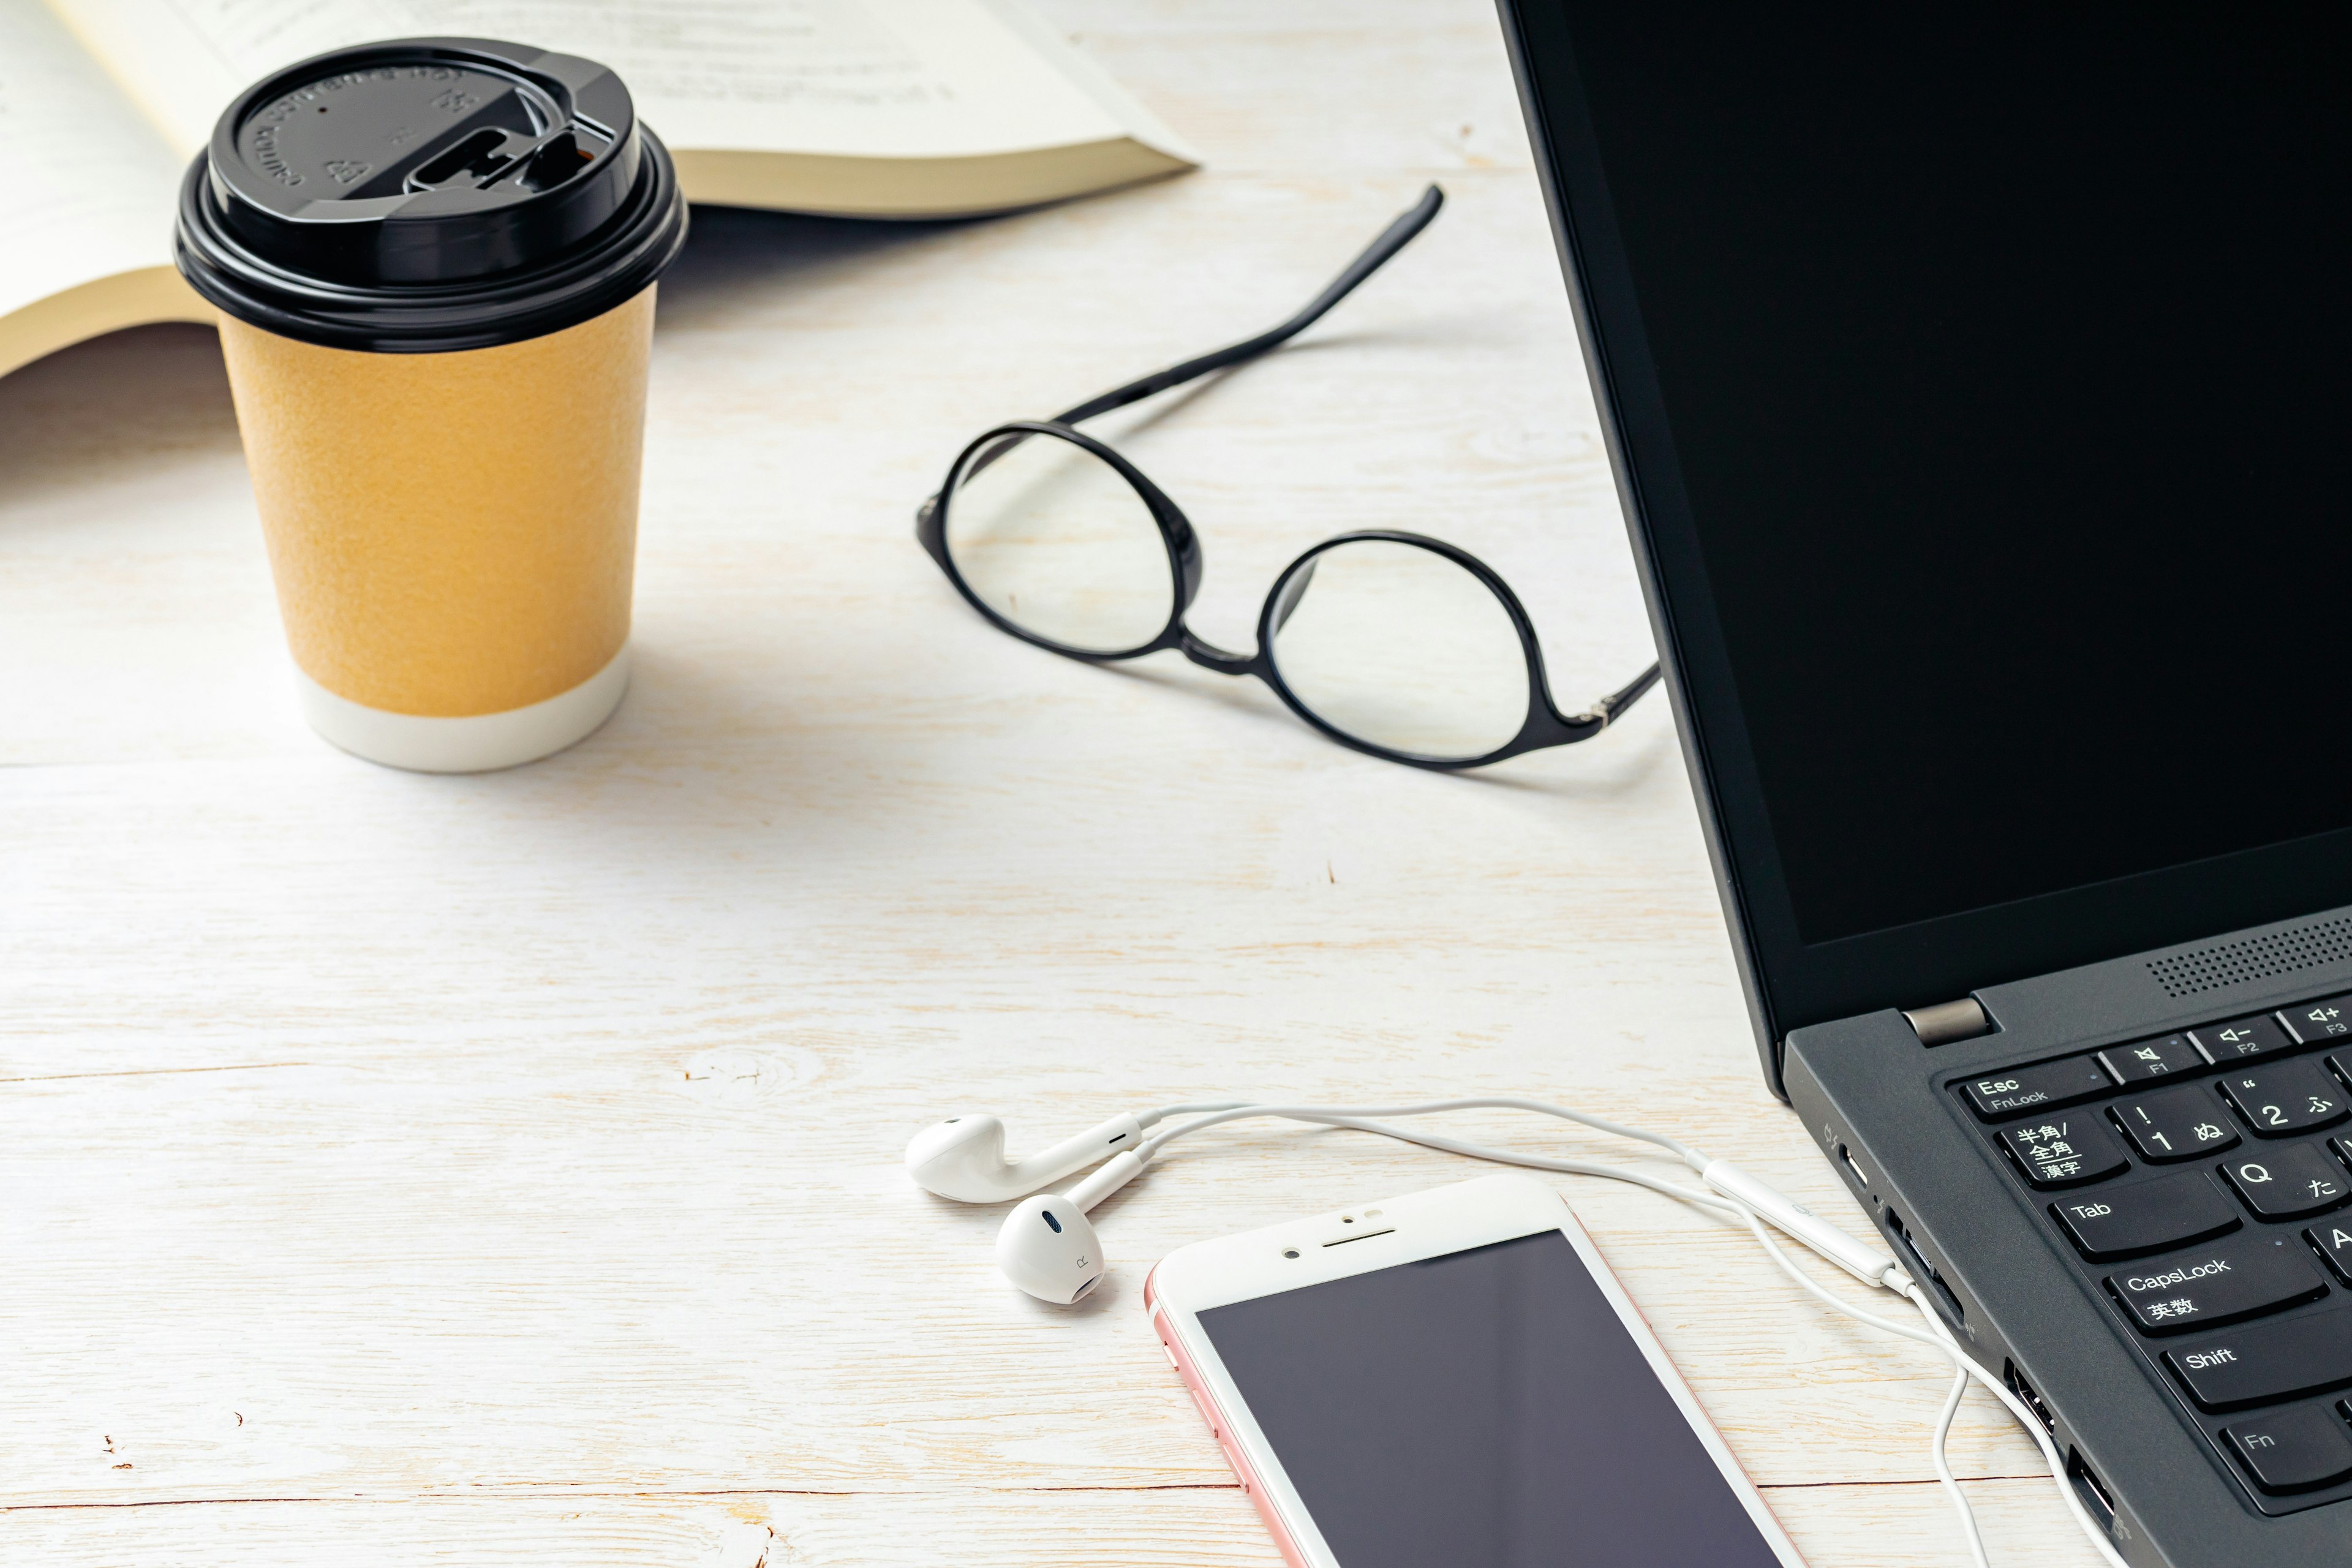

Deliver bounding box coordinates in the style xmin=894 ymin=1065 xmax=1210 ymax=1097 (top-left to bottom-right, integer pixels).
xmin=2052 ymin=1170 xmax=2240 ymax=1261
xmin=2099 ymin=1033 xmax=2205 ymax=1083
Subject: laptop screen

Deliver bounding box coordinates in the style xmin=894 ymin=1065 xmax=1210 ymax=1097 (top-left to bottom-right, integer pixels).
xmin=1510 ymin=6 xmax=2352 ymax=1049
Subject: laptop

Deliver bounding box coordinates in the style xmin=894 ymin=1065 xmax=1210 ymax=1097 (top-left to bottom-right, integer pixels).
xmin=1495 ymin=6 xmax=2352 ymax=1562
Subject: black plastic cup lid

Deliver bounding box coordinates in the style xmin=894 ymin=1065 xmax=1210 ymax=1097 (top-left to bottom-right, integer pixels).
xmin=176 ymin=38 xmax=688 ymax=353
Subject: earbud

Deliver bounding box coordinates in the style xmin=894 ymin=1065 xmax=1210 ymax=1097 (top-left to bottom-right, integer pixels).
xmin=905 ymin=1112 xmax=1145 ymax=1203
xmin=995 ymin=1152 xmax=1144 ymax=1303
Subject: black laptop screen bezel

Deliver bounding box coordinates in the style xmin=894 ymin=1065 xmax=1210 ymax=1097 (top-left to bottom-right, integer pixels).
xmin=1495 ymin=1 xmax=2352 ymax=1096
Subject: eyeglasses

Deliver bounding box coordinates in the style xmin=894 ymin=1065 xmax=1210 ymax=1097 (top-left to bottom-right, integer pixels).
xmin=915 ymin=186 xmax=1662 ymax=771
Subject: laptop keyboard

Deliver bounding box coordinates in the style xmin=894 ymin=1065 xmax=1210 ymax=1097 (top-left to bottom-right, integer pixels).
xmin=1957 ymin=995 xmax=2352 ymax=1511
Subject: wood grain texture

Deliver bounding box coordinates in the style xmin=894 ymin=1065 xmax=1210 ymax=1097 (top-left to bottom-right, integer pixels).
xmin=0 ymin=2 xmax=2100 ymax=1563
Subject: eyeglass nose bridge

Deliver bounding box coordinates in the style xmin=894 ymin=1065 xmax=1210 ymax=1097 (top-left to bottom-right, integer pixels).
xmin=1176 ymin=630 xmax=1259 ymax=677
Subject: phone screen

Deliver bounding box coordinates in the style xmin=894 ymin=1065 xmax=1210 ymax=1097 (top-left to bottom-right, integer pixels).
xmin=1196 ymin=1231 xmax=1785 ymax=1567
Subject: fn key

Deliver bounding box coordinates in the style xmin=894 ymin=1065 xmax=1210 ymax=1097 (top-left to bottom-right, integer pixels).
xmin=2226 ymin=1405 xmax=2352 ymax=1493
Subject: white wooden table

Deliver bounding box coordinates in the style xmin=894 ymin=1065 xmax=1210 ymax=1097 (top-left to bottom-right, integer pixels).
xmin=0 ymin=4 xmax=2100 ymax=1564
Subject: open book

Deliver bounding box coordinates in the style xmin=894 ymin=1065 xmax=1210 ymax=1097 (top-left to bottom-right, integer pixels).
xmin=0 ymin=0 xmax=1197 ymax=379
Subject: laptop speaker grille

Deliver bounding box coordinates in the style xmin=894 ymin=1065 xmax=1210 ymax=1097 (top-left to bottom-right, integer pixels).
xmin=2147 ymin=918 xmax=2352 ymax=999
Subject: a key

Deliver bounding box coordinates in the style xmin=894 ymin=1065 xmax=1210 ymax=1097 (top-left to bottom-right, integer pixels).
xmin=1961 ymin=1055 xmax=2111 ymax=1119
xmin=2282 ymin=995 xmax=2352 ymax=1047
xmin=2193 ymin=1015 xmax=2298 ymax=1063
xmin=2303 ymin=1220 xmax=2352 ymax=1285
xmin=1992 ymin=1115 xmax=2129 ymax=1188
xmin=2225 ymin=1404 xmax=2352 ymax=1493
xmin=2106 ymin=1234 xmax=2326 ymax=1333
xmin=2051 ymin=1170 xmax=2240 ymax=1261
xmin=2111 ymin=1085 xmax=2241 ymax=1163
xmin=2098 ymin=1033 xmax=2206 ymax=1083
xmin=2220 ymin=1058 xmax=2350 ymax=1138
xmin=2164 ymin=1305 xmax=2352 ymax=1410
xmin=2221 ymin=1142 xmax=2352 ymax=1220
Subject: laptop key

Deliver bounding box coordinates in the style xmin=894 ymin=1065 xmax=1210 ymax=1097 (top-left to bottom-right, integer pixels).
xmin=1992 ymin=1115 xmax=2128 ymax=1188
xmin=2224 ymin=1404 xmax=2352 ymax=1493
xmin=2165 ymin=1305 xmax=2352 ymax=1410
xmin=2111 ymin=1085 xmax=2241 ymax=1163
xmin=2304 ymin=1221 xmax=2352 ymax=1285
xmin=2098 ymin=1033 xmax=2206 ymax=1083
xmin=1961 ymin=1055 xmax=2111 ymax=1119
xmin=2193 ymin=1014 xmax=2298 ymax=1063
xmin=2219 ymin=1058 xmax=2350 ymax=1138
xmin=2106 ymin=1234 xmax=2326 ymax=1333
xmin=2281 ymin=995 xmax=2352 ymax=1047
xmin=2051 ymin=1171 xmax=2239 ymax=1261
xmin=2221 ymin=1142 xmax=2352 ymax=1219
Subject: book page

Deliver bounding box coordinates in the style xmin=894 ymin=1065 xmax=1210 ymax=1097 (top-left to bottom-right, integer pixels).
xmin=37 ymin=0 xmax=398 ymax=156
xmin=55 ymin=0 xmax=1191 ymax=164
xmin=0 ymin=0 xmax=186 ymax=319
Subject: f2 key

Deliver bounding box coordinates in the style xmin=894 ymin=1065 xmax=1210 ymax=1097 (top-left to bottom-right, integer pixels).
xmin=2193 ymin=1015 xmax=2298 ymax=1063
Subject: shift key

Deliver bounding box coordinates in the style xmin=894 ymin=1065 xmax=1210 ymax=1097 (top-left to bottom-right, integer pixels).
xmin=2165 ymin=1305 xmax=2352 ymax=1410
xmin=2052 ymin=1170 xmax=2240 ymax=1261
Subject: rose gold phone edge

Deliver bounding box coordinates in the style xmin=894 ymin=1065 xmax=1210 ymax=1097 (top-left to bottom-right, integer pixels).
xmin=1142 ymin=1172 xmax=1809 ymax=1568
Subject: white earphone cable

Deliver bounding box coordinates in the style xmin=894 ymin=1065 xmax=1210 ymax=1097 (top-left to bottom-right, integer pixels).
xmin=1932 ymin=1362 xmax=1994 ymax=1568
xmin=1139 ymin=1096 xmax=1707 ymax=1169
xmin=1150 ymin=1106 xmax=1739 ymax=1215
xmin=1904 ymin=1284 xmax=2133 ymax=1568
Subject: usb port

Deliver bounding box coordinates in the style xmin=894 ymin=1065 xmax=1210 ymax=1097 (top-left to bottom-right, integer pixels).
xmin=2007 ymin=1359 xmax=2056 ymax=1436
xmin=1884 ymin=1208 xmax=1965 ymax=1327
xmin=2068 ymin=1448 xmax=2117 ymax=1534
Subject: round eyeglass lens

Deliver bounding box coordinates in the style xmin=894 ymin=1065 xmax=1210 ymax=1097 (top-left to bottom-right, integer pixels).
xmin=1267 ymin=540 xmax=1532 ymax=761
xmin=942 ymin=429 xmax=1175 ymax=655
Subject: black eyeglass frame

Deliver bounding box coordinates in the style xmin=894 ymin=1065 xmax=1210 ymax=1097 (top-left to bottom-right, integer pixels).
xmin=915 ymin=186 xmax=1662 ymax=772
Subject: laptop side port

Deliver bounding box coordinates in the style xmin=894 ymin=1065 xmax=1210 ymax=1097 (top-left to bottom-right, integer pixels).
xmin=1836 ymin=1143 xmax=1874 ymax=1202
xmin=2068 ymin=1447 xmax=2119 ymax=1535
xmin=1882 ymin=1207 xmax=1966 ymax=1327
xmin=2006 ymin=1359 xmax=2057 ymax=1436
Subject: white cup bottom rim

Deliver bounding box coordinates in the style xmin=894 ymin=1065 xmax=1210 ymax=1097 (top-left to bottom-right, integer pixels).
xmin=296 ymin=645 xmax=631 ymax=773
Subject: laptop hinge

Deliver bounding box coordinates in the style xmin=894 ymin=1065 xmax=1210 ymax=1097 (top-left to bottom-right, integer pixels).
xmin=1904 ymin=996 xmax=1992 ymax=1047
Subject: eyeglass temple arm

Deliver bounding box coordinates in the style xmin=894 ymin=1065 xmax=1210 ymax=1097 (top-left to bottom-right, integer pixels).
xmin=925 ymin=186 xmax=1446 ymax=510
xmin=1569 ymin=661 xmax=1664 ymax=732
xmin=1046 ymin=184 xmax=1446 ymax=429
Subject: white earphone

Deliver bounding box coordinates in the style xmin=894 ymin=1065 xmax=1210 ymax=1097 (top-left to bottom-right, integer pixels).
xmin=905 ymin=1095 xmax=2133 ymax=1568
xmin=905 ymin=1112 xmax=1146 ymax=1203
xmin=906 ymin=1097 xmax=1890 ymax=1305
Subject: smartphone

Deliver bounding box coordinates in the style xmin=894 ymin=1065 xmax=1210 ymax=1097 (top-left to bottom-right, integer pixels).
xmin=1144 ymin=1174 xmax=1806 ymax=1568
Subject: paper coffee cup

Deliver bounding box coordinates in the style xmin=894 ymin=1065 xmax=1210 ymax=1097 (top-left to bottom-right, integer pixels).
xmin=174 ymin=39 xmax=688 ymax=772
